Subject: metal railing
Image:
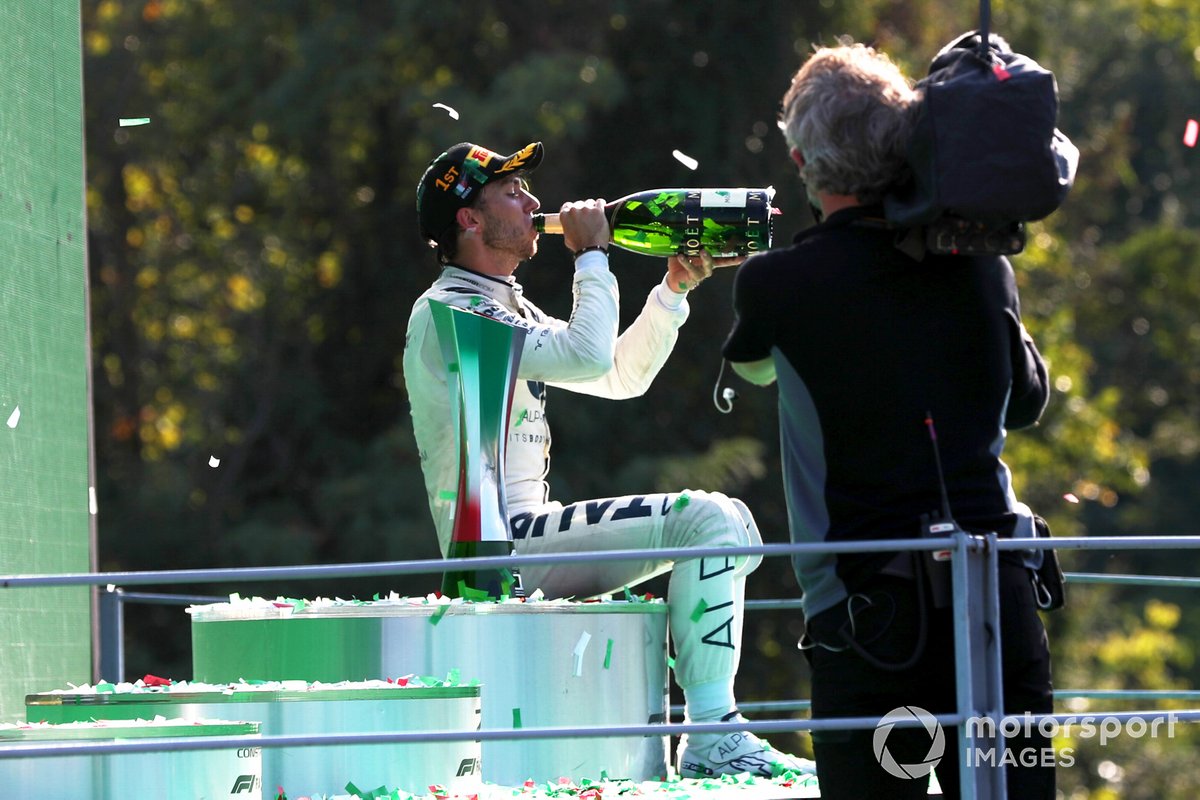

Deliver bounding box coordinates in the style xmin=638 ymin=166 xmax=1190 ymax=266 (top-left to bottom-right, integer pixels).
xmin=4 ymin=533 xmax=1200 ymax=799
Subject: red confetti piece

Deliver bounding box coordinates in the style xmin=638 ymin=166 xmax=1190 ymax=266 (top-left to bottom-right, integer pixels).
xmin=1185 ymin=119 xmax=1198 ymax=148
xmin=141 ymin=674 xmax=171 ymax=686
xmin=992 ymin=64 xmax=1011 ymax=81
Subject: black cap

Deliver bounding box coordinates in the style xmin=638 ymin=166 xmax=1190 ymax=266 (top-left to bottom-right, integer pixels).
xmin=415 ymin=141 xmax=544 ymax=246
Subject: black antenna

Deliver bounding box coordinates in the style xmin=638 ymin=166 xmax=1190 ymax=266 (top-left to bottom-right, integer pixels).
xmin=978 ymin=0 xmax=992 ymax=59
xmin=923 ymin=411 xmax=956 ymax=524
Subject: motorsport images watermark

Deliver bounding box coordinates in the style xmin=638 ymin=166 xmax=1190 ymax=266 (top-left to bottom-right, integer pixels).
xmin=873 ymin=705 xmax=1180 ymax=777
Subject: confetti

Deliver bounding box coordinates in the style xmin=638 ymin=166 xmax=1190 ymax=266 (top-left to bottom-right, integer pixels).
xmin=1063 ymin=493 xmax=1080 ymax=504
xmin=89 ymin=487 xmax=99 ymax=515
xmin=119 ymin=118 xmax=150 ymax=127
xmin=673 ymin=493 xmax=690 ymax=511
xmin=432 ymin=103 xmax=460 ymax=120
xmin=1185 ymin=119 xmax=1198 ymax=148
xmin=690 ymin=599 xmax=709 ymax=622
xmin=512 ymin=707 xmax=523 ymax=728
xmin=672 ymin=149 xmax=699 ymax=171
xmin=208 ymin=455 xmax=221 ymax=468
xmin=604 ymin=638 xmax=614 ymax=669
xmin=6 ymin=406 xmax=19 ymax=428
xmin=572 ymin=631 xmax=592 ymax=677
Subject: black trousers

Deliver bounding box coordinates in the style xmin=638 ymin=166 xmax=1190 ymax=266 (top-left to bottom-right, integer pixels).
xmin=801 ymin=562 xmax=1055 ymax=799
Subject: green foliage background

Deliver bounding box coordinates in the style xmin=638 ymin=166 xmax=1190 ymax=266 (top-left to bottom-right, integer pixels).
xmin=82 ymin=1 xmax=1200 ymax=795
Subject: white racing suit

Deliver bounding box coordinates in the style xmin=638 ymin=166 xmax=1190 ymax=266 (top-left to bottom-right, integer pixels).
xmin=403 ymin=255 xmax=764 ymax=714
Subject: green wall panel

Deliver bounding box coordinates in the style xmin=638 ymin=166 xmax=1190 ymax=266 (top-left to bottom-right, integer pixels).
xmin=0 ymin=0 xmax=93 ymax=722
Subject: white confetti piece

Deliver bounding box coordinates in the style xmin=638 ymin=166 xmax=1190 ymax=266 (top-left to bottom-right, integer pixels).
xmin=208 ymin=455 xmax=221 ymax=467
xmin=1063 ymin=493 xmax=1080 ymax=504
xmin=672 ymin=149 xmax=699 ymax=170
xmin=6 ymin=406 xmax=19 ymax=428
xmin=119 ymin=118 xmax=151 ymax=127
xmin=432 ymin=103 xmax=460 ymax=120
xmin=572 ymin=630 xmax=592 ymax=677
xmin=1185 ymin=119 xmax=1198 ymax=148
xmin=89 ymin=487 xmax=99 ymax=515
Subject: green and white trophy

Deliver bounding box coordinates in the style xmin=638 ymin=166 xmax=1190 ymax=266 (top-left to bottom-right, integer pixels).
xmin=429 ymin=300 xmax=527 ymax=600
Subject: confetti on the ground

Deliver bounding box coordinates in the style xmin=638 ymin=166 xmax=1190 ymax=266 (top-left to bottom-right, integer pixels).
xmin=266 ymin=772 xmax=822 ymax=798
xmin=1184 ymin=119 xmax=1198 ymax=148
xmin=208 ymin=455 xmax=221 ymax=468
xmin=1063 ymin=493 xmax=1080 ymax=504
xmin=119 ymin=118 xmax=150 ymax=127
xmin=672 ymin=149 xmax=699 ymax=170
xmin=6 ymin=406 xmax=20 ymax=428
xmin=433 ymin=103 xmax=460 ymax=120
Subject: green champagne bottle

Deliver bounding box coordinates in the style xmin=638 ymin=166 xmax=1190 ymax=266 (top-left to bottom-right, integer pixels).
xmin=535 ymin=188 xmax=776 ymax=258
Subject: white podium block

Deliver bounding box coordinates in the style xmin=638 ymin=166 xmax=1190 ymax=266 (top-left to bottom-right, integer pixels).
xmin=190 ymin=597 xmax=669 ymax=785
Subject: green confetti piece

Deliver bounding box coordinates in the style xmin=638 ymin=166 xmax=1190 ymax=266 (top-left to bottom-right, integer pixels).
xmin=447 ymin=667 xmax=461 ymax=684
xmin=673 ymin=493 xmax=690 ymax=510
xmin=469 ymin=296 xmax=482 ymax=307
xmin=604 ymin=639 xmax=614 ymax=669
xmin=512 ymin=707 xmax=523 ymax=728
xmin=437 ymin=489 xmax=457 ymax=500
xmin=690 ymin=599 xmax=708 ymax=622
xmin=119 ymin=117 xmax=150 ymax=126
xmin=458 ymin=583 xmax=491 ymax=602
xmin=678 ymin=281 xmax=689 ymax=291
xmin=667 ymin=656 xmax=676 ymax=669
xmin=430 ymin=604 xmax=449 ymax=625
xmin=95 ymin=682 xmax=115 ymax=693
xmin=447 ymin=361 xmax=459 ymax=373
xmin=623 ymin=586 xmax=634 ymax=602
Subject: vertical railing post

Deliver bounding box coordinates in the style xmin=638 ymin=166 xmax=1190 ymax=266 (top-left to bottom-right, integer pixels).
xmin=952 ymin=532 xmax=1005 ymax=799
xmin=97 ymin=584 xmax=125 ymax=683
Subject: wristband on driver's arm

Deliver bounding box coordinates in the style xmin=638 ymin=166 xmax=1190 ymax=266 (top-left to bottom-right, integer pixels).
xmin=572 ymin=245 xmax=608 ymax=260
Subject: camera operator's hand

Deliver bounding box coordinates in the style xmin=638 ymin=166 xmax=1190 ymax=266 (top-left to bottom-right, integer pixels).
xmin=559 ymin=199 xmax=611 ymax=255
xmin=666 ymin=250 xmax=742 ymax=293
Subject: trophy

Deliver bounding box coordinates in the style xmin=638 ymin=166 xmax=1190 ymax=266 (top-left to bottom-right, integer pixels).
xmin=429 ymin=300 xmax=527 ymax=600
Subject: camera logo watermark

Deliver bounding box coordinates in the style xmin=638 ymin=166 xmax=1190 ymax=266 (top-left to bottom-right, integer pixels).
xmin=873 ymin=706 xmax=1180 ymax=777
xmin=873 ymin=706 xmax=946 ymax=779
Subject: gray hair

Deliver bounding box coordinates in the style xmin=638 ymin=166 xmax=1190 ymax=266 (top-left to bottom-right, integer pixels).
xmin=779 ymin=42 xmax=918 ymax=204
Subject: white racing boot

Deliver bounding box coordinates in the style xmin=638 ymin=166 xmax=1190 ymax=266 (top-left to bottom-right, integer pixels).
xmin=676 ymin=712 xmax=816 ymax=779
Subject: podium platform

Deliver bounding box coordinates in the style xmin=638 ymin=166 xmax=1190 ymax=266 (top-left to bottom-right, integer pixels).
xmin=189 ymin=595 xmax=670 ymax=786
xmin=26 ymin=678 xmax=481 ymax=797
xmin=0 ymin=718 xmax=260 ymax=799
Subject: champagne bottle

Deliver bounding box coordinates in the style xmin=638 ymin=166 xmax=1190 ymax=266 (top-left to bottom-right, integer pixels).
xmin=535 ymin=188 xmax=776 ymax=258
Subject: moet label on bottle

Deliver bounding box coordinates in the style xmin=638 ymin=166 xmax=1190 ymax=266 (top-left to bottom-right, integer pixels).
xmin=699 ymin=189 xmax=749 ymax=208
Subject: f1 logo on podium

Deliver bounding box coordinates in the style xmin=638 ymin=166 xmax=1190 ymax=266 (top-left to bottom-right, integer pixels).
xmin=231 ymin=774 xmax=261 ymax=794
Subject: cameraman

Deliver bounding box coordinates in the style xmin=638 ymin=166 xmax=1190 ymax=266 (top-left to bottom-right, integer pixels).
xmin=722 ymin=42 xmax=1054 ymax=798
